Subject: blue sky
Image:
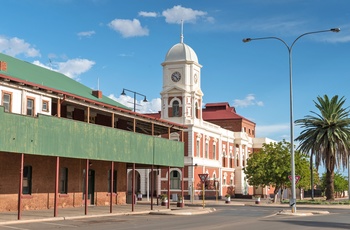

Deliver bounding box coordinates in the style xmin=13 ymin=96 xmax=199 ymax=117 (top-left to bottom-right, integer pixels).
xmin=1 ymin=1 xmax=350 ymax=169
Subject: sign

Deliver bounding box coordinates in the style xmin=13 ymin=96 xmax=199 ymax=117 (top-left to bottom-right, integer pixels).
xmin=198 ymin=174 xmax=208 ymax=183
xmin=288 ymin=175 xmax=301 ymax=184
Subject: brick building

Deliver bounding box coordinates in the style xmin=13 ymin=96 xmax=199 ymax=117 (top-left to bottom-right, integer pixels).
xmin=142 ymin=33 xmax=275 ymax=200
xmin=0 ymin=53 xmax=186 ymax=217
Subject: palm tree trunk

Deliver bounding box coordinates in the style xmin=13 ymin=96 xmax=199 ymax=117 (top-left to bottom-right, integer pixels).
xmin=325 ymin=156 xmax=335 ymax=201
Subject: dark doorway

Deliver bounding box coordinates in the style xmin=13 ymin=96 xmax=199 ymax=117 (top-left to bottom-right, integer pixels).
xmin=83 ymin=169 xmax=95 ymax=205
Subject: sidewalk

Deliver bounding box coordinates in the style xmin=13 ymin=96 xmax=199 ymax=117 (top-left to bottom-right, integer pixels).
xmin=0 ymin=199 xmax=242 ymax=226
xmin=1 ymin=198 xmax=349 ymax=225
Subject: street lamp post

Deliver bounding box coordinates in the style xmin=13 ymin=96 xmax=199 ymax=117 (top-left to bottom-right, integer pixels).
xmin=243 ymin=28 xmax=340 ymax=213
xmin=121 ymin=88 xmax=148 ymax=112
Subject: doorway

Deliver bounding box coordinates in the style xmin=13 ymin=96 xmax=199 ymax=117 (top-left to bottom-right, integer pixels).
xmin=83 ymin=169 xmax=95 ymax=205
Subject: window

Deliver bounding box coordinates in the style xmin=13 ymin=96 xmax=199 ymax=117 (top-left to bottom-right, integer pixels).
xmin=213 ymin=143 xmax=216 ymax=160
xmin=108 ymin=170 xmax=117 ymax=193
xmin=195 ymin=102 xmax=198 ymax=118
xmin=170 ymin=170 xmax=180 ymax=189
xmin=205 ymin=143 xmax=209 ymax=158
xmin=59 ymin=167 xmax=68 ymax=194
xmin=42 ymin=100 xmax=49 ymax=112
xmin=2 ymin=92 xmax=11 ymax=112
xmin=26 ymin=98 xmax=35 ymax=116
xmin=172 ymin=101 xmax=180 ymax=117
xmin=23 ymin=166 xmax=32 ymax=194
xmin=196 ymin=140 xmax=200 ymax=157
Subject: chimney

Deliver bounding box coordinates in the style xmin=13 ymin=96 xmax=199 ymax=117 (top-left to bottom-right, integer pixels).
xmin=92 ymin=90 xmax=102 ymax=99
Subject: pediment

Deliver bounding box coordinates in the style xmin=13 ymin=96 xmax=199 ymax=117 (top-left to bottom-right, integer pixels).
xmin=161 ymin=86 xmax=185 ymax=94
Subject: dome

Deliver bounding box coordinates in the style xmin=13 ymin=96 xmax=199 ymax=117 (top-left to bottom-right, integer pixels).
xmin=164 ymin=43 xmax=198 ymax=63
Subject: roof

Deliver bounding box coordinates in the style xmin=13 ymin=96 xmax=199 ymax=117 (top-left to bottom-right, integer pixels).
xmin=0 ymin=53 xmax=187 ymax=134
xmin=0 ymin=53 xmax=129 ymax=110
xmin=163 ymin=42 xmax=198 ymax=63
xmin=202 ymin=102 xmax=254 ymax=123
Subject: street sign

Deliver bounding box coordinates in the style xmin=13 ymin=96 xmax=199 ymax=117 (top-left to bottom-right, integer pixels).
xmin=288 ymin=175 xmax=301 ymax=184
xmin=198 ymin=174 xmax=208 ymax=183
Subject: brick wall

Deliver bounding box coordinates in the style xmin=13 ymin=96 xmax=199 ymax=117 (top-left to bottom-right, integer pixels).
xmin=0 ymin=152 xmax=128 ymax=212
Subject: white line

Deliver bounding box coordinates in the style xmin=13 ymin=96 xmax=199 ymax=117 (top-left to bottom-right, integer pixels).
xmin=0 ymin=226 xmax=29 ymax=230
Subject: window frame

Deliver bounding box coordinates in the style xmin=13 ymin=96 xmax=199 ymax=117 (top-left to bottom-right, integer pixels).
xmin=23 ymin=165 xmax=32 ymax=195
xmin=26 ymin=97 xmax=35 ymax=116
xmin=213 ymin=143 xmax=216 ymax=160
xmin=1 ymin=91 xmax=12 ymax=112
xmin=196 ymin=139 xmax=200 ymax=157
xmin=170 ymin=170 xmax=181 ymax=189
xmin=172 ymin=100 xmax=180 ymax=117
xmin=42 ymin=100 xmax=50 ymax=112
xmin=59 ymin=167 xmax=68 ymax=194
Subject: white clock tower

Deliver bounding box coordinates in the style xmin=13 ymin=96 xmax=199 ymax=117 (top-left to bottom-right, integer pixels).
xmin=160 ymin=29 xmax=203 ymax=125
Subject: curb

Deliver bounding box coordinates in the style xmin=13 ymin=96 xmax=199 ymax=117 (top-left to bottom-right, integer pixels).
xmin=149 ymin=208 xmax=216 ymax=216
xmin=277 ymin=210 xmax=330 ymax=216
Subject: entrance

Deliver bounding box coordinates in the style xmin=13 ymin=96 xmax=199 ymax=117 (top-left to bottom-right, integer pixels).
xmin=83 ymin=169 xmax=95 ymax=205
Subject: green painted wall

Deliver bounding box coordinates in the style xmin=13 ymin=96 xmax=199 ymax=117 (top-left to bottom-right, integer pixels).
xmin=0 ymin=108 xmax=184 ymax=167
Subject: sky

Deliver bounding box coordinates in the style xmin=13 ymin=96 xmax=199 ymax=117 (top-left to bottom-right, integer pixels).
xmin=1 ymin=1 xmax=350 ymax=172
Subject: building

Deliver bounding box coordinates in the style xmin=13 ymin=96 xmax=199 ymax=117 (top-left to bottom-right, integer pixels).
xmin=0 ymin=53 xmax=186 ymax=217
xmin=141 ymin=32 xmax=275 ymax=201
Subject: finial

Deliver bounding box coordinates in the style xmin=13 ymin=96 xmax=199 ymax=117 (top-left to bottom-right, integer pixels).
xmin=180 ymin=20 xmax=184 ymax=43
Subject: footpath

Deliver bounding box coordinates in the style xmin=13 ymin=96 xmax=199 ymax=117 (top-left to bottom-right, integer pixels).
xmin=0 ymin=198 xmax=349 ymax=226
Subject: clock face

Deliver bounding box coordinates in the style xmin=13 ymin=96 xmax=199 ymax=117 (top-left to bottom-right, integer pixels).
xmin=171 ymin=71 xmax=181 ymax=82
xmin=194 ymin=74 xmax=198 ymax=83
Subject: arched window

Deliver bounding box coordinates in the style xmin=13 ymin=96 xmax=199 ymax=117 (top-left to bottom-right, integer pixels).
xmin=170 ymin=170 xmax=180 ymax=189
xmin=172 ymin=101 xmax=180 ymax=117
xmin=195 ymin=102 xmax=198 ymax=118
xmin=196 ymin=139 xmax=200 ymax=157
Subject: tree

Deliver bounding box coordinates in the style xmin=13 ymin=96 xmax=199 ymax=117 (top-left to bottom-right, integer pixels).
xmin=295 ymin=95 xmax=350 ymax=201
xmin=244 ymin=140 xmax=310 ymax=202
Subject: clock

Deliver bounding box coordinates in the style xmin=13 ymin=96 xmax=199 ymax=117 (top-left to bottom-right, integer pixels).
xmin=171 ymin=71 xmax=181 ymax=82
xmin=194 ymin=74 xmax=198 ymax=83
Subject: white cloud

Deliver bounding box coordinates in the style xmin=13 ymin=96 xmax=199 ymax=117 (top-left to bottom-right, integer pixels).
xmin=32 ymin=58 xmax=95 ymax=80
xmin=109 ymin=94 xmax=161 ymax=113
xmin=57 ymin=59 xmax=95 ymax=79
xmin=162 ymin=5 xmax=208 ymax=24
xmin=0 ymin=36 xmax=40 ymax=57
xmin=256 ymin=123 xmax=289 ymax=141
xmin=77 ymin=30 xmax=96 ymax=38
xmin=138 ymin=11 xmax=158 ymax=17
xmin=108 ymin=19 xmax=149 ymax=38
xmin=233 ymin=94 xmax=264 ymax=108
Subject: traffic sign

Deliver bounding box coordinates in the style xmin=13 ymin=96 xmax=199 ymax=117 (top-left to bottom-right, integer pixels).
xmin=288 ymin=175 xmax=301 ymax=184
xmin=198 ymin=174 xmax=208 ymax=183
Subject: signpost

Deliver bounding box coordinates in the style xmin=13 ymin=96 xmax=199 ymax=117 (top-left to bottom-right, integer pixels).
xmin=288 ymin=175 xmax=301 ymax=184
xmin=198 ymin=174 xmax=208 ymax=208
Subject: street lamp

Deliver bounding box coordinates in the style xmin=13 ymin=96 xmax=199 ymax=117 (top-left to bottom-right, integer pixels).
xmin=121 ymin=88 xmax=148 ymax=112
xmin=243 ymin=28 xmax=340 ymax=213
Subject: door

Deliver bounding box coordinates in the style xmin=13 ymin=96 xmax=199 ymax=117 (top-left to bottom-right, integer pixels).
xmin=83 ymin=169 xmax=95 ymax=205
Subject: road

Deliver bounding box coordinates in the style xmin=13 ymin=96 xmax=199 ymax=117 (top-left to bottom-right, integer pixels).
xmin=1 ymin=206 xmax=350 ymax=230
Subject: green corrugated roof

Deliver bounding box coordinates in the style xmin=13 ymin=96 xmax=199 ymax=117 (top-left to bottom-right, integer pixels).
xmin=0 ymin=53 xmax=130 ymax=110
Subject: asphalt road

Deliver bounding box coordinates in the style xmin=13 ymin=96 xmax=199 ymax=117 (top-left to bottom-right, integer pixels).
xmin=1 ymin=206 xmax=350 ymax=230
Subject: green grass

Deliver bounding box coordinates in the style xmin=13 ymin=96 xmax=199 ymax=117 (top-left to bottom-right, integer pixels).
xmin=281 ymin=199 xmax=350 ymax=205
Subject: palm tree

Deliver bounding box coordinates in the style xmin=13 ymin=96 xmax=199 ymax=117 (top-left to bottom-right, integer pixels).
xmin=295 ymin=95 xmax=350 ymax=200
